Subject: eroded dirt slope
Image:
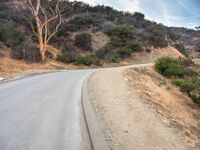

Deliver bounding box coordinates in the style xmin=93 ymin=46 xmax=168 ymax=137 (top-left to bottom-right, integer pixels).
xmin=88 ymin=66 xmax=196 ymax=150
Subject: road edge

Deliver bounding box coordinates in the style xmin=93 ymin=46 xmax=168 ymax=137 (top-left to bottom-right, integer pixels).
xmin=82 ymin=73 xmax=110 ymax=150
xmin=0 ymin=70 xmax=68 ymax=84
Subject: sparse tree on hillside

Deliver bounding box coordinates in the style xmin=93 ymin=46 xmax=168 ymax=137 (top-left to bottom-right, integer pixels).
xmin=28 ymin=0 xmax=62 ymax=61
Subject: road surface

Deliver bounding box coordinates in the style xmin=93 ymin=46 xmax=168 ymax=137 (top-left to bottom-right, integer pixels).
xmin=0 ymin=70 xmax=95 ymax=150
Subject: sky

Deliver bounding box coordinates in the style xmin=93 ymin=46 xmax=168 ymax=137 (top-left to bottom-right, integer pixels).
xmin=72 ymin=0 xmax=200 ymax=29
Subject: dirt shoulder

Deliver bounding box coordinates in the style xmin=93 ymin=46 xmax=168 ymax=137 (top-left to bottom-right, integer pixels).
xmin=87 ymin=66 xmax=196 ymax=150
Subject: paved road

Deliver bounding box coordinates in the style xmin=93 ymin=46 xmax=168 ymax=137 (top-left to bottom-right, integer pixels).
xmin=0 ymin=70 xmax=95 ymax=150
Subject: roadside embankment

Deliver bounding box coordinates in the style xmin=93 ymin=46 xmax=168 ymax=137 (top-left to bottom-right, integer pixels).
xmin=84 ymin=66 xmax=195 ymax=150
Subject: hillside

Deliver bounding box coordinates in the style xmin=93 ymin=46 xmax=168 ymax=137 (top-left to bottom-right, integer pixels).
xmin=0 ymin=0 xmax=199 ymax=76
xmin=0 ymin=1 xmax=200 ymax=149
xmin=87 ymin=65 xmax=199 ymax=149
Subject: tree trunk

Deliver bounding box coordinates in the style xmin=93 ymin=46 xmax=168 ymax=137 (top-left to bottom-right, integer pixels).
xmin=29 ymin=0 xmax=61 ymax=62
xmin=36 ymin=16 xmax=45 ymax=62
xmin=38 ymin=31 xmax=45 ymax=62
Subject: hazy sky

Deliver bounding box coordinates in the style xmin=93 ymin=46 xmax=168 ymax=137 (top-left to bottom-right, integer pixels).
xmin=73 ymin=0 xmax=200 ymax=29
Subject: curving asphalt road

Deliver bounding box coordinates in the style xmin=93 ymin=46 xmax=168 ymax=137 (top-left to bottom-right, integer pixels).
xmin=0 ymin=70 xmax=96 ymax=150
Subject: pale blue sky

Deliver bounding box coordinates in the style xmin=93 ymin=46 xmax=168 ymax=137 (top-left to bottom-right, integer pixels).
xmin=73 ymin=0 xmax=200 ymax=29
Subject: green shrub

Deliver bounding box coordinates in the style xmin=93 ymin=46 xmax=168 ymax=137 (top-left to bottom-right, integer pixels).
xmin=66 ymin=14 xmax=105 ymax=31
xmin=155 ymin=56 xmax=200 ymax=106
xmin=95 ymin=43 xmax=114 ymax=59
xmin=118 ymin=47 xmax=132 ymax=57
xmin=74 ymin=33 xmax=92 ymax=51
xmin=95 ymin=48 xmax=108 ymax=59
xmin=67 ymin=15 xmax=95 ymax=31
xmin=95 ymin=43 xmax=120 ymax=63
xmin=155 ymin=56 xmax=185 ymax=77
xmin=0 ymin=20 xmax=26 ymax=47
xmin=191 ymin=95 xmax=200 ymax=105
xmin=149 ymin=34 xmax=168 ymax=48
xmin=108 ymin=24 xmax=134 ymax=47
xmin=147 ymin=25 xmax=168 ymax=48
xmin=108 ymin=24 xmax=133 ymax=37
xmin=56 ymin=52 xmax=76 ymax=63
xmin=127 ymin=39 xmax=142 ymax=51
xmin=106 ymin=51 xmax=120 ymax=63
xmin=75 ymin=55 xmax=93 ymax=66
xmin=172 ymin=80 xmax=198 ymax=93
xmin=110 ymin=36 xmax=127 ymax=47
xmin=172 ymin=79 xmax=200 ymax=104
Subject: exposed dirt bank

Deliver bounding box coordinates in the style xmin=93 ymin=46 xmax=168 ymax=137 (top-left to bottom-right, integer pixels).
xmin=87 ymin=66 xmax=196 ymax=150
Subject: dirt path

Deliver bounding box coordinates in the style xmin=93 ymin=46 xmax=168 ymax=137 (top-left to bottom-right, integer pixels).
xmin=88 ymin=67 xmax=194 ymax=150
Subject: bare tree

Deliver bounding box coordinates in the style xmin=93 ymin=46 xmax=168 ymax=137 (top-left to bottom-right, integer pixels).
xmin=28 ymin=0 xmax=62 ymax=61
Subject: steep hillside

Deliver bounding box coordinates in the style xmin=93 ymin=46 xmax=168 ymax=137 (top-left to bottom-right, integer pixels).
xmin=170 ymin=27 xmax=200 ymax=58
xmin=0 ymin=0 xmax=199 ymax=69
xmin=4 ymin=0 xmax=27 ymax=10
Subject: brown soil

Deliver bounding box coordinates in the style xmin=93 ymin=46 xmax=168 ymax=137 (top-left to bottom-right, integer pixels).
xmin=88 ymin=65 xmax=195 ymax=150
xmin=125 ymin=66 xmax=200 ymax=148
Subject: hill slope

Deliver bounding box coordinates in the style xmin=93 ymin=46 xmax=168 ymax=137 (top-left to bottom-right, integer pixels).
xmin=0 ymin=0 xmax=199 ymax=70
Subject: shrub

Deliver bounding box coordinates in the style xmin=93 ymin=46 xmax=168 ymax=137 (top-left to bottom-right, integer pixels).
xmin=95 ymin=44 xmax=119 ymax=62
xmin=196 ymin=42 xmax=200 ymax=53
xmin=172 ymin=80 xmax=198 ymax=93
xmin=172 ymin=79 xmax=200 ymax=104
xmin=106 ymin=51 xmax=120 ymax=63
xmin=67 ymin=14 xmax=105 ymax=31
xmin=96 ymin=48 xmax=108 ymax=59
xmin=127 ymin=39 xmax=142 ymax=51
xmin=102 ymin=21 xmax=116 ymax=33
xmin=67 ymin=15 xmax=94 ymax=31
xmin=108 ymin=24 xmax=134 ymax=39
xmin=0 ymin=20 xmax=26 ymax=47
xmin=118 ymin=47 xmax=132 ymax=57
xmin=92 ymin=57 xmax=102 ymax=66
xmin=133 ymin=12 xmax=145 ymax=20
xmin=75 ymin=55 xmax=93 ymax=66
xmin=95 ymin=43 xmax=114 ymax=59
xmin=110 ymin=36 xmax=127 ymax=47
xmin=155 ymin=56 xmax=200 ymax=106
xmin=155 ymin=56 xmax=185 ymax=77
xmin=11 ymin=43 xmax=40 ymax=62
xmin=107 ymin=24 xmax=134 ymax=47
xmin=56 ymin=51 xmax=76 ymax=63
xmin=147 ymin=25 xmax=168 ymax=48
xmin=149 ymin=33 xmax=168 ymax=48
xmin=174 ymin=44 xmax=188 ymax=57
xmin=169 ymin=30 xmax=180 ymax=41
xmin=74 ymin=33 xmax=92 ymax=51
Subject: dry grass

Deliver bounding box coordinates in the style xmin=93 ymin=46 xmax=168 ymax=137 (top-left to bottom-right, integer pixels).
xmin=125 ymin=66 xmax=200 ymax=147
xmin=193 ymin=58 xmax=200 ymax=66
xmin=125 ymin=46 xmax=184 ymax=64
xmin=0 ymin=57 xmax=74 ymax=79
